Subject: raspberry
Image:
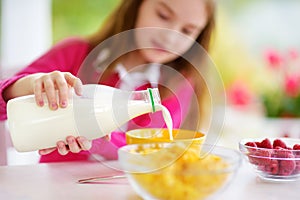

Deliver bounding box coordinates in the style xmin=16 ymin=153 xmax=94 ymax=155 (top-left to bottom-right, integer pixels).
xmin=260 ymin=138 xmax=273 ymax=149
xmin=257 ymin=150 xmax=272 ymax=165
xmin=293 ymin=144 xmax=300 ymax=157
xmin=264 ymin=159 xmax=279 ymax=175
xmin=278 ymin=154 xmax=296 ymax=176
xmin=293 ymin=144 xmax=300 ymax=150
xmin=248 ymin=155 xmax=259 ymax=165
xmin=294 ymin=156 xmax=300 ymax=173
xmin=273 ymin=146 xmax=293 ymax=158
xmin=245 ymin=142 xmax=257 ymax=147
xmin=282 ymin=133 xmax=290 ymax=138
xmin=293 ymin=145 xmax=300 ymax=173
xmin=273 ymin=139 xmax=287 ymax=149
xmin=248 ymin=149 xmax=272 ymax=165
xmin=245 ymin=142 xmax=257 ymax=154
xmin=255 ymin=142 xmax=261 ymax=147
xmin=272 ymin=147 xmax=296 ymax=176
xmin=257 ymin=164 xmax=267 ymax=172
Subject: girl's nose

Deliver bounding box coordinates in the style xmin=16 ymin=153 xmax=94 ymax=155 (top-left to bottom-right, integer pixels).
xmin=159 ymin=28 xmax=182 ymax=47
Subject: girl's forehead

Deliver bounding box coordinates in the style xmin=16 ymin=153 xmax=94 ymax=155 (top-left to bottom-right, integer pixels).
xmin=153 ymin=0 xmax=208 ymax=28
xmin=158 ymin=0 xmax=206 ymax=12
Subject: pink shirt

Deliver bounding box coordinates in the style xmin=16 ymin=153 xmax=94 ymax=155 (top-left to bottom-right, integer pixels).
xmin=0 ymin=37 xmax=194 ymax=162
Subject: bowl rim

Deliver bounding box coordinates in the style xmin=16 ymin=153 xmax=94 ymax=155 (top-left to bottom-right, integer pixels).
xmin=118 ymin=142 xmax=242 ymax=174
xmin=239 ymin=137 xmax=300 ymax=158
xmin=125 ymin=128 xmax=206 ymax=141
xmin=240 ymin=137 xmax=300 ymax=149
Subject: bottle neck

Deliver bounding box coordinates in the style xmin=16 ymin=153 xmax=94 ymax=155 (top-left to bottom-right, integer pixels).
xmin=131 ymin=88 xmax=161 ymax=112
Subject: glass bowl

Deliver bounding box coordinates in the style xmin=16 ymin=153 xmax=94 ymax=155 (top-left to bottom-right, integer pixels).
xmin=239 ymin=137 xmax=300 ymax=182
xmin=118 ymin=142 xmax=241 ymax=200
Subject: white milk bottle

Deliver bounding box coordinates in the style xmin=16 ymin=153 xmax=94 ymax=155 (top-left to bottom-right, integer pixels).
xmin=7 ymin=84 xmax=173 ymax=152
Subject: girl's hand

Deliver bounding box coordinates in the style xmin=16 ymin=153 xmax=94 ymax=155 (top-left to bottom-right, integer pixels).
xmin=38 ymin=136 xmax=92 ymax=156
xmin=33 ymin=71 xmax=83 ymax=110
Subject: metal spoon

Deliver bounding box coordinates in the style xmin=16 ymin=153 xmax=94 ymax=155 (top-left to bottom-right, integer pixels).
xmin=77 ymin=174 xmax=126 ymax=184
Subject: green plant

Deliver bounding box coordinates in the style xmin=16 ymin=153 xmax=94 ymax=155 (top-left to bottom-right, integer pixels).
xmin=52 ymin=0 xmax=119 ymax=43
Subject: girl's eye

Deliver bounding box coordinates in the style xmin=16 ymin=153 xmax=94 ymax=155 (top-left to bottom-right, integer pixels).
xmin=182 ymin=28 xmax=193 ymax=35
xmin=157 ymin=11 xmax=169 ymax=20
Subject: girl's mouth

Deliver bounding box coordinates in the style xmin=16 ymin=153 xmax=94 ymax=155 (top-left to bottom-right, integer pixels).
xmin=151 ymin=40 xmax=169 ymax=53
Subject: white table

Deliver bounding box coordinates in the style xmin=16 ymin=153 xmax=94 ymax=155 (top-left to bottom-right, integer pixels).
xmin=223 ymin=161 xmax=300 ymax=200
xmin=0 ymin=161 xmax=137 ymax=200
xmin=0 ymin=160 xmax=299 ymax=200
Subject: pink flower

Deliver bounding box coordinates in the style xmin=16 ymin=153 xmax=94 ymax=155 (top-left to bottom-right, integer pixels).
xmin=288 ymin=48 xmax=299 ymax=60
xmin=227 ymin=81 xmax=253 ymax=106
xmin=284 ymin=74 xmax=300 ymax=97
xmin=264 ymin=49 xmax=283 ymax=69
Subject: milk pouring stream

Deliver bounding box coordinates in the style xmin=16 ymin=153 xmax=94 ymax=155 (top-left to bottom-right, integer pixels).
xmin=7 ymin=84 xmax=173 ymax=152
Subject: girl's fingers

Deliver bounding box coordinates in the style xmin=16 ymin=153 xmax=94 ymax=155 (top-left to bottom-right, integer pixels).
xmin=39 ymin=136 xmax=91 ymax=156
xmin=57 ymin=141 xmax=69 ymax=155
xmin=73 ymin=79 xmax=83 ymax=96
xmin=104 ymin=135 xmax=111 ymax=141
xmin=66 ymin=136 xmax=80 ymax=153
xmin=54 ymin=77 xmax=69 ymax=108
xmin=43 ymin=77 xmax=58 ymax=110
xmin=64 ymin=73 xmax=83 ymax=96
xmin=38 ymin=147 xmax=56 ymax=155
xmin=48 ymin=71 xmax=69 ymax=108
xmin=33 ymin=71 xmax=82 ymax=109
xmin=77 ymin=136 xmax=92 ymax=150
xmin=33 ymin=79 xmax=44 ymax=107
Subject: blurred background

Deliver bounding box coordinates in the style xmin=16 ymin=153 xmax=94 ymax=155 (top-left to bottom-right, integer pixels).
xmin=1 ymin=0 xmax=300 ymax=165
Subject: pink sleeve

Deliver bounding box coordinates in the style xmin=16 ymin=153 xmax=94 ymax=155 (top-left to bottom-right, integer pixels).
xmin=0 ymin=74 xmax=28 ymax=120
xmin=89 ymin=136 xmax=120 ymax=160
xmin=86 ymin=132 xmax=126 ymax=161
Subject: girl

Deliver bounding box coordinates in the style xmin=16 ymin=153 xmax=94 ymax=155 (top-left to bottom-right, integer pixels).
xmin=0 ymin=0 xmax=215 ymax=162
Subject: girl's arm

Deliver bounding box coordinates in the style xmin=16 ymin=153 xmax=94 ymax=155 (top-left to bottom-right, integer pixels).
xmin=3 ymin=73 xmax=43 ymax=100
xmin=0 ymin=37 xmax=90 ymax=118
xmin=3 ymin=71 xmax=82 ymax=110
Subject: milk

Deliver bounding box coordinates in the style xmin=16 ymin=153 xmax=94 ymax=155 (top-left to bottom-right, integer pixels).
xmin=7 ymin=84 xmax=173 ymax=152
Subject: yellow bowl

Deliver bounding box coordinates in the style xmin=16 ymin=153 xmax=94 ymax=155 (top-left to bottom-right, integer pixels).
xmin=125 ymin=128 xmax=206 ymax=145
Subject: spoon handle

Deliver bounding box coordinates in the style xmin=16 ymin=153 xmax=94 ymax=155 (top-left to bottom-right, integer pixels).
xmin=77 ymin=174 xmax=126 ymax=184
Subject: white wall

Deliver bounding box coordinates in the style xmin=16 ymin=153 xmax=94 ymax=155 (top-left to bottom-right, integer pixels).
xmin=0 ymin=0 xmax=52 ymax=78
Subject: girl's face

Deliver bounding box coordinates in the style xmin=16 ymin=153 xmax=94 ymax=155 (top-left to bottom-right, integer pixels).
xmin=134 ymin=0 xmax=208 ymax=63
